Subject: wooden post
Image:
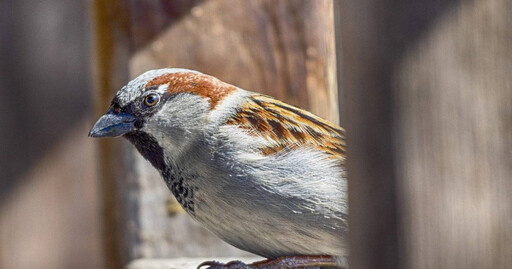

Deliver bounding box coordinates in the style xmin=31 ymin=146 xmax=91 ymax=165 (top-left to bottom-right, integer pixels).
xmin=92 ymin=0 xmax=132 ymax=268
xmin=93 ymin=0 xmax=338 ymax=267
xmin=338 ymin=0 xmax=512 ymax=268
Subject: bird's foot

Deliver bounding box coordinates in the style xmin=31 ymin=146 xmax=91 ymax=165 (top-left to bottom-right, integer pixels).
xmin=197 ymin=255 xmax=340 ymax=269
xmin=197 ymin=260 xmax=251 ymax=269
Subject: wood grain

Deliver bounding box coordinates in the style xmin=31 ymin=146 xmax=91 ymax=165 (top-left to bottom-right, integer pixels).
xmin=338 ymin=0 xmax=512 ymax=268
xmin=130 ymin=0 xmax=338 ymax=122
xmin=92 ymin=0 xmax=131 ymax=268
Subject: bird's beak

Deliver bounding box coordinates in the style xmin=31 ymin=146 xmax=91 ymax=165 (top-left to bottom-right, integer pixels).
xmin=89 ymin=110 xmax=138 ymax=138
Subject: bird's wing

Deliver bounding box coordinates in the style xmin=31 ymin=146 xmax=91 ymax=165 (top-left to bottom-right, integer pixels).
xmin=225 ymin=94 xmax=346 ymax=162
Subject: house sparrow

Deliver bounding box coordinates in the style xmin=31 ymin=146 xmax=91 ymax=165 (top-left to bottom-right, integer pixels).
xmin=89 ymin=69 xmax=348 ymax=269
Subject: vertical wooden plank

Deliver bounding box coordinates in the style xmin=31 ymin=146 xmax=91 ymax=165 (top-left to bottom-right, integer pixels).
xmin=338 ymin=0 xmax=512 ymax=268
xmin=333 ymin=0 xmax=343 ymax=125
xmin=396 ymin=1 xmax=512 ymax=267
xmin=338 ymin=1 xmax=403 ymax=268
xmin=130 ymin=0 xmax=338 ymax=121
xmin=91 ymin=0 xmax=131 ymax=268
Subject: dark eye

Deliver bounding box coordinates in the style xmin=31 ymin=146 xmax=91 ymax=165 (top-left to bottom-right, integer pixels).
xmin=112 ymin=103 xmax=121 ymax=114
xmin=144 ymin=93 xmax=160 ymax=107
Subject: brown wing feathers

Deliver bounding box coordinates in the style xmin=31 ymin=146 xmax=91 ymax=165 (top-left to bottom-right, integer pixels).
xmin=226 ymin=94 xmax=346 ymax=162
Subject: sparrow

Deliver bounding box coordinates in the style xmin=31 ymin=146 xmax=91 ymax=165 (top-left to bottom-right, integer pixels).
xmin=89 ymin=68 xmax=348 ymax=269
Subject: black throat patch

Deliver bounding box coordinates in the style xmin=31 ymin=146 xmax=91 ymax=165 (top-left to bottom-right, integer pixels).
xmin=123 ymin=131 xmax=196 ymax=214
xmin=124 ymin=131 xmax=166 ymax=171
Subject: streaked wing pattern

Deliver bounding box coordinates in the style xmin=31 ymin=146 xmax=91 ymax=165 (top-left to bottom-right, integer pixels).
xmin=226 ymin=94 xmax=346 ymax=162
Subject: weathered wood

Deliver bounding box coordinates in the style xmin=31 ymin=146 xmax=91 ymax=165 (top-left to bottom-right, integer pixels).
xmin=130 ymin=0 xmax=338 ymax=122
xmin=93 ymin=0 xmax=338 ymax=266
xmin=92 ymin=0 xmax=132 ymax=268
xmin=338 ymin=0 xmax=512 ymax=268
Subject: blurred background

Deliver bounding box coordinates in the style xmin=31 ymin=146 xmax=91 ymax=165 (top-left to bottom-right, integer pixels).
xmin=1 ymin=0 xmax=511 ymax=269
xmin=0 ymin=0 xmax=102 ymax=268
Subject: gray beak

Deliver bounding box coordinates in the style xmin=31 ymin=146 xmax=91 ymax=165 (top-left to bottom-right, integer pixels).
xmin=89 ymin=111 xmax=138 ymax=138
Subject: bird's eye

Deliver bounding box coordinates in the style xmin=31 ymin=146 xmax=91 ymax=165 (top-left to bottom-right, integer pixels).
xmin=112 ymin=104 xmax=121 ymax=114
xmin=144 ymin=93 xmax=160 ymax=107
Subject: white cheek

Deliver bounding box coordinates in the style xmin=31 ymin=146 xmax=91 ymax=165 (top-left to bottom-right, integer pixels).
xmin=142 ymin=94 xmax=210 ymax=158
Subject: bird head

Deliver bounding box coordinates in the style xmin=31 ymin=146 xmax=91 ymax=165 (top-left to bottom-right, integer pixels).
xmin=89 ymin=68 xmax=236 ymax=170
